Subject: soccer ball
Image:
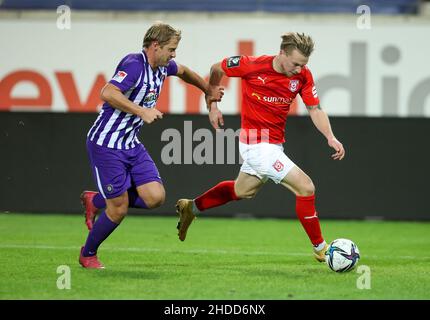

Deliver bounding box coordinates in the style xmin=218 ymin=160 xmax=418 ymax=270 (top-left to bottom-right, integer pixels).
xmin=325 ymin=238 xmax=360 ymax=272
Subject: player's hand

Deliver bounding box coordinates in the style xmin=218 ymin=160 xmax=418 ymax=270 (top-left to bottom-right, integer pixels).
xmin=328 ymin=137 xmax=345 ymax=160
xmin=205 ymin=85 xmax=224 ymax=107
xmin=139 ymin=108 xmax=163 ymax=124
xmin=208 ymin=103 xmax=224 ymax=130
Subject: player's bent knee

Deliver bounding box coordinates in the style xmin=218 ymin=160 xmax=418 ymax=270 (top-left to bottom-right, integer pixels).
xmin=297 ymin=181 xmax=315 ymax=196
xmin=146 ymin=199 xmax=164 ymax=209
xmin=115 ymin=208 xmax=129 ymax=217
xmin=106 ymin=205 xmax=128 ymax=223
xmin=145 ymin=194 xmax=165 ymax=209
xmin=106 ymin=196 xmax=129 ymax=218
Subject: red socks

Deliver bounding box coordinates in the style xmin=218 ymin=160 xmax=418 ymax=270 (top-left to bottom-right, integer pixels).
xmin=194 ymin=180 xmax=239 ymax=211
xmin=295 ymin=194 xmax=324 ymax=246
xmin=194 ymin=182 xmax=324 ymax=246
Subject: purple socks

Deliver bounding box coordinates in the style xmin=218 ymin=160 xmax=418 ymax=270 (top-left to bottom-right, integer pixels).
xmin=82 ymin=211 xmax=118 ymax=257
xmin=127 ymin=188 xmax=148 ymax=209
xmin=82 ymin=189 xmax=148 ymax=257
xmin=92 ymin=188 xmax=148 ymax=209
xmin=92 ymin=193 xmax=106 ymax=208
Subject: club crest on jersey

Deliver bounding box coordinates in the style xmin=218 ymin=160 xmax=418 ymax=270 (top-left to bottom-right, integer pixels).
xmin=289 ymin=80 xmax=299 ymax=92
xmin=272 ymin=160 xmax=284 ymax=172
xmin=227 ymin=56 xmax=241 ymax=68
xmin=112 ymin=70 xmax=128 ymax=83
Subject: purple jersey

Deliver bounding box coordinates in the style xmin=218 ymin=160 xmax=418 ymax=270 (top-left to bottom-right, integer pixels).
xmin=87 ymin=51 xmax=178 ymax=149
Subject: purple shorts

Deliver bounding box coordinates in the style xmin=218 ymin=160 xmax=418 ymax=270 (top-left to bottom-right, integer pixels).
xmin=86 ymin=140 xmax=163 ymax=199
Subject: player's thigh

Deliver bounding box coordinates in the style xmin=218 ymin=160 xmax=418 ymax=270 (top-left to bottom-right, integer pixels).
xmin=240 ymin=142 xmax=295 ymax=184
xmin=136 ymin=181 xmax=166 ymax=208
xmin=105 ymin=191 xmax=129 ymax=210
xmin=280 ymin=165 xmax=315 ymax=196
xmin=86 ymin=141 xmax=131 ymax=199
xmin=130 ymin=145 xmax=163 ymax=188
xmin=239 ymin=142 xmax=270 ymax=183
xmin=234 ymin=171 xmax=265 ymax=199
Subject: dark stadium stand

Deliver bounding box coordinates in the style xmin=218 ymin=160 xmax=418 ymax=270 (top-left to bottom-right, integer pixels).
xmin=0 ymin=0 xmax=422 ymax=14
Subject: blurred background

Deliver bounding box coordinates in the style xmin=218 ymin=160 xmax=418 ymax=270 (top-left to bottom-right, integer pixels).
xmin=1 ymin=0 xmax=429 ymax=220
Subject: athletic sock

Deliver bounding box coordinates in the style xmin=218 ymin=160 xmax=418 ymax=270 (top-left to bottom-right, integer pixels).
xmin=295 ymin=194 xmax=324 ymax=246
xmin=127 ymin=188 xmax=148 ymax=209
xmin=194 ymin=180 xmax=240 ymax=212
xmin=92 ymin=193 xmax=106 ymax=209
xmin=313 ymin=241 xmax=327 ymax=252
xmin=92 ymin=188 xmax=148 ymax=209
xmin=82 ymin=211 xmax=119 ymax=257
xmin=192 ymin=201 xmax=201 ymax=215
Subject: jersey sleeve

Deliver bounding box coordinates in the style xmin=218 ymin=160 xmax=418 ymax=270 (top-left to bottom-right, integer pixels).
xmin=166 ymin=60 xmax=178 ymax=76
xmin=109 ymin=54 xmax=143 ymax=93
xmin=221 ymin=55 xmax=253 ymax=77
xmin=300 ymin=67 xmax=320 ymax=106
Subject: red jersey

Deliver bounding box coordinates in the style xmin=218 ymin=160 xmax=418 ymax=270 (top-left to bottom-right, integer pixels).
xmin=221 ymin=55 xmax=319 ymax=144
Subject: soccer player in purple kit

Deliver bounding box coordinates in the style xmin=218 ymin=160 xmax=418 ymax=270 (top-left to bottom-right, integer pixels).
xmin=79 ymin=22 xmax=223 ymax=269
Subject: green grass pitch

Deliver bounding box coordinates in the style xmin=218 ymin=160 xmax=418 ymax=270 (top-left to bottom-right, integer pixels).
xmin=0 ymin=213 xmax=429 ymax=300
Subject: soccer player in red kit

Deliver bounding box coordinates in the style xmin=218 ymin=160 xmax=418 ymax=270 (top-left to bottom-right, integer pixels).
xmin=176 ymin=32 xmax=345 ymax=262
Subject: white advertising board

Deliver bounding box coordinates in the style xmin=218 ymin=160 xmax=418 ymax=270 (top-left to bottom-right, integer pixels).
xmin=1 ymin=13 xmax=429 ymax=117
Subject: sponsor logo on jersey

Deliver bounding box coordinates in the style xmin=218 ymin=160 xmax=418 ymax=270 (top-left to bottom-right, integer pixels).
xmin=263 ymin=96 xmax=293 ymax=104
xmin=251 ymin=92 xmax=262 ymax=100
xmin=251 ymin=92 xmax=293 ymax=105
xmin=227 ymin=56 xmax=241 ymax=68
xmin=257 ymin=76 xmax=267 ymax=84
xmin=289 ymin=80 xmax=299 ymax=92
xmin=272 ymin=160 xmax=284 ymax=172
xmin=143 ymin=89 xmax=158 ymax=108
xmin=112 ymin=70 xmax=128 ymax=83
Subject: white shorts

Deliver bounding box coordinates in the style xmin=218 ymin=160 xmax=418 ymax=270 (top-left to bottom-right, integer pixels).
xmin=239 ymin=142 xmax=296 ymax=184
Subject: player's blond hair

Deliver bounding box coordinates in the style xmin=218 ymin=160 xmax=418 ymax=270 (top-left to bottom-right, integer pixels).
xmin=142 ymin=22 xmax=182 ymax=48
xmin=280 ymin=32 xmax=314 ymax=57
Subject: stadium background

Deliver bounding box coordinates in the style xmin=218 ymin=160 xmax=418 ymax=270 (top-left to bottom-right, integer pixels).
xmin=1 ymin=0 xmax=429 ymax=221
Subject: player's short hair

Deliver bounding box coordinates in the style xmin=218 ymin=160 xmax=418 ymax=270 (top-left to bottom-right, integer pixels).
xmin=280 ymin=32 xmax=314 ymax=57
xmin=143 ymin=22 xmax=182 ymax=48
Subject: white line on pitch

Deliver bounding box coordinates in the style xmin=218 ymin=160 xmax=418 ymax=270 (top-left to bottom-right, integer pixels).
xmin=0 ymin=244 xmax=428 ymax=261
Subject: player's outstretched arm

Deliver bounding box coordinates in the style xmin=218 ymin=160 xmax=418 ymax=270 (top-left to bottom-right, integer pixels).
xmin=307 ymin=104 xmax=345 ymax=160
xmin=175 ymin=64 xmax=224 ymax=103
xmin=206 ymin=63 xmax=226 ymax=107
xmin=206 ymin=62 xmax=226 ymax=129
xmin=100 ymin=83 xmax=163 ymax=124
